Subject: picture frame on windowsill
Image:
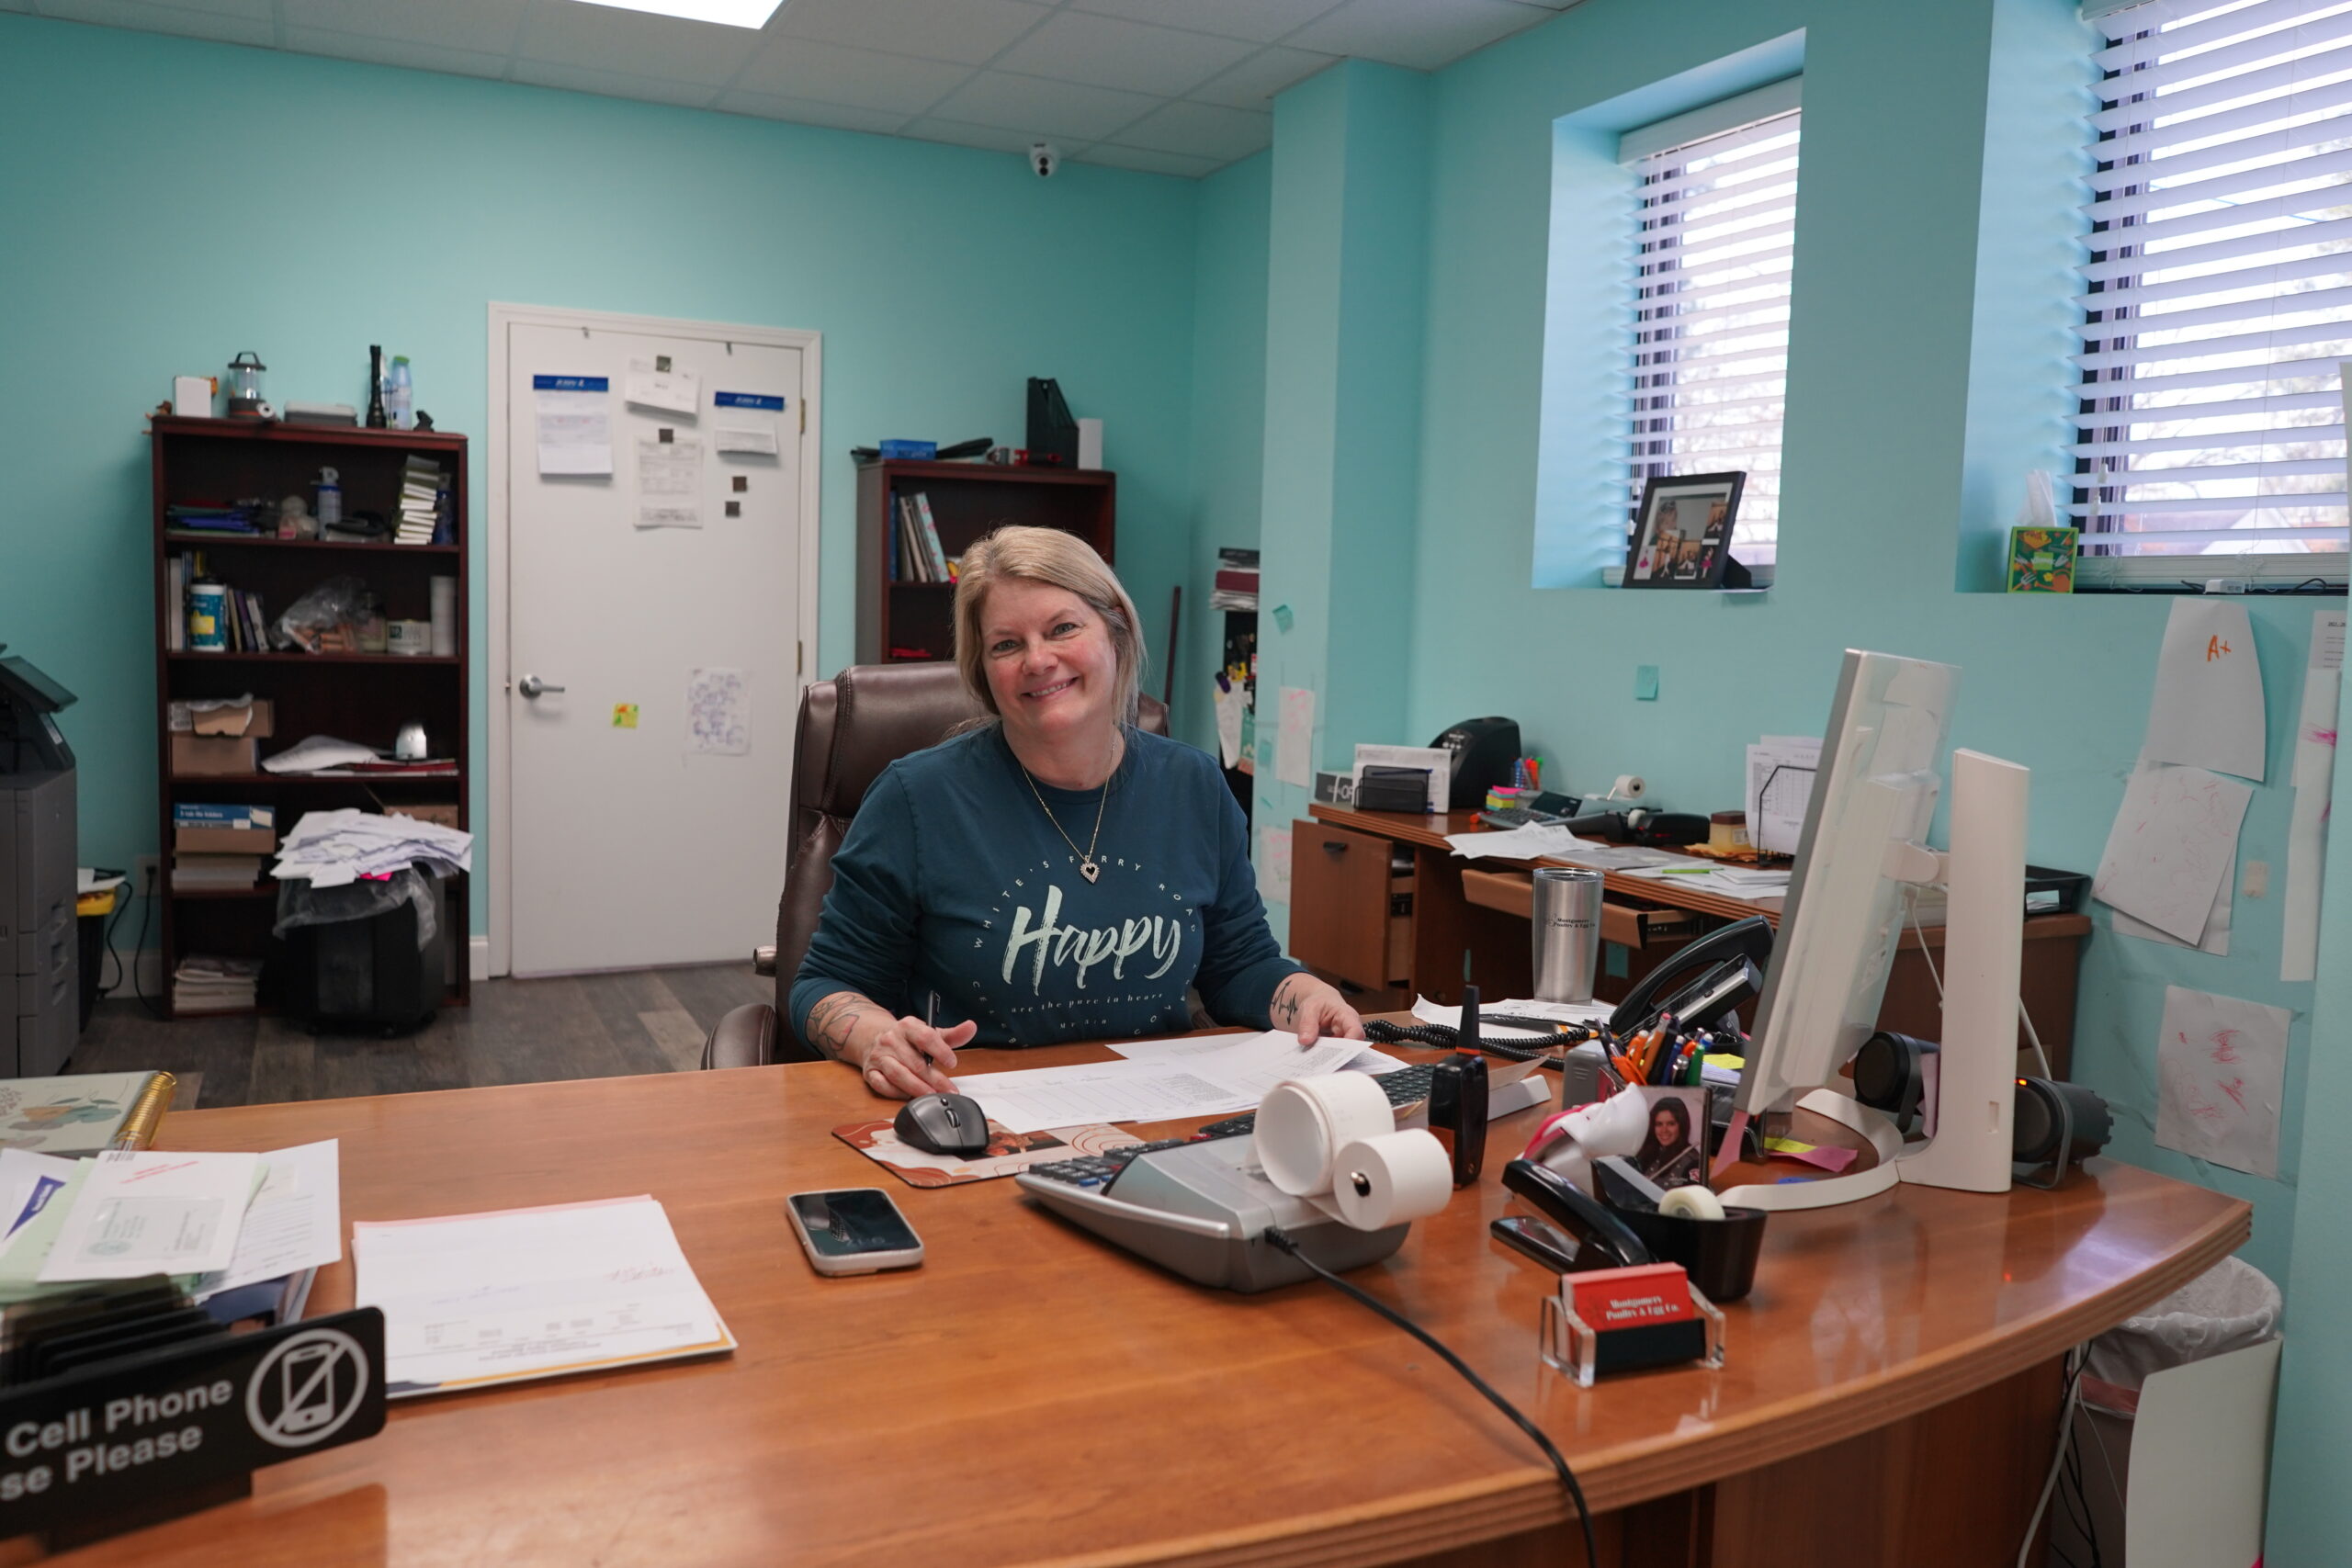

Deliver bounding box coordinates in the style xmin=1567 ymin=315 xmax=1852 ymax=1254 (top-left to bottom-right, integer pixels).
xmin=1623 ymin=473 xmax=1750 ymax=591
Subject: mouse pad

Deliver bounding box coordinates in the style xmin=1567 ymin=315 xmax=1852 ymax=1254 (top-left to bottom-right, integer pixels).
xmin=832 ymin=1120 xmax=1143 ymax=1188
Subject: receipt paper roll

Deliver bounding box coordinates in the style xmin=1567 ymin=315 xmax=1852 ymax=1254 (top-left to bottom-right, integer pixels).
xmin=1257 ymin=1074 xmax=1394 ymax=1197
xmin=1329 ymin=1133 xmax=1453 ymax=1230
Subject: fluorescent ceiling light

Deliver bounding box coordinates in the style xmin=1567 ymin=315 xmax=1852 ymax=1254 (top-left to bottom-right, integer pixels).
xmin=565 ymin=0 xmax=785 ymax=28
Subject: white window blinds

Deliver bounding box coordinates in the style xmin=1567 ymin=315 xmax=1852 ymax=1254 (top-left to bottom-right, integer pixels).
xmin=1627 ymin=107 xmax=1802 ymax=568
xmin=2074 ymin=0 xmax=2352 ymax=559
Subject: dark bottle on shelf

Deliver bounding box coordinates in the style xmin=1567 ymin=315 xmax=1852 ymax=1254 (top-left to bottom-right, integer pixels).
xmin=366 ymin=344 xmax=389 ymax=428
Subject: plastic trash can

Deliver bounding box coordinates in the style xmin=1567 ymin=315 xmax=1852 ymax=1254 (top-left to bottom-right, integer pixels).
xmin=2047 ymin=1255 xmax=2281 ymax=1568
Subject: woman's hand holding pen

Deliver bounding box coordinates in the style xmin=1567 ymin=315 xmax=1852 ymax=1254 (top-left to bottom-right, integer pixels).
xmin=852 ymin=1016 xmax=974 ymax=1099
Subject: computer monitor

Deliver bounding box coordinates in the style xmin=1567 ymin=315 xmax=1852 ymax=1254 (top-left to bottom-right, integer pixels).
xmin=1717 ymin=649 xmax=2027 ymax=1213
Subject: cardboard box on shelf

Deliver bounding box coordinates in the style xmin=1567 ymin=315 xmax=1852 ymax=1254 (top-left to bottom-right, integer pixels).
xmin=386 ymin=804 xmax=460 ymax=829
xmin=169 ymin=735 xmax=258 ymax=777
xmin=167 ymin=699 xmax=275 ymax=738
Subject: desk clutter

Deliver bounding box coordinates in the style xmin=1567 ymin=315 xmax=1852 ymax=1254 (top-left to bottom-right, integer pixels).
xmin=164 ymin=561 xmax=456 ymax=658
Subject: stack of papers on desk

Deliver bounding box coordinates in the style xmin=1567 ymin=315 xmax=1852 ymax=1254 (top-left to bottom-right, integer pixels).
xmin=961 ymin=1031 xmax=1403 ymax=1134
xmin=275 ymin=807 xmax=473 ymax=886
xmin=1616 ymin=861 xmax=1788 ymax=904
xmin=355 ymin=1195 xmax=733 ymax=1398
xmin=1445 ymin=823 xmax=1589 ymax=861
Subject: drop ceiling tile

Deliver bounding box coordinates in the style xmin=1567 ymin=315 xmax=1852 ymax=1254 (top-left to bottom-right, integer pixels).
xmin=1111 ymin=98 xmax=1268 ymax=161
xmin=1068 ymin=0 xmax=1340 ymax=46
xmin=775 ymin=0 xmax=1048 ymax=67
xmin=1287 ymin=0 xmax=1549 ymax=70
xmin=31 ymin=0 xmax=271 ymax=43
xmin=517 ymin=3 xmax=752 ymax=86
xmin=1080 ymin=143 xmax=1221 ymax=178
xmin=280 ymin=0 xmax=524 ymax=54
xmin=995 ymin=10 xmax=1251 ymax=98
xmin=1187 ymin=45 xmax=1334 ymax=108
xmin=734 ymin=37 xmax=970 ymax=114
xmin=510 ymin=56 xmax=724 ymax=107
xmin=715 ymin=88 xmax=911 ymax=133
xmin=900 ymin=117 xmax=1047 ymax=155
xmin=929 ymin=69 xmax=1159 ymax=141
xmin=284 ymin=27 xmax=512 ymax=77
xmin=0 ymin=0 xmax=32 ymax=12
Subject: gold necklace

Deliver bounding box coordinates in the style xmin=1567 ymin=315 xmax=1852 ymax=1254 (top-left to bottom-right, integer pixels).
xmin=1018 ymin=735 xmax=1118 ymax=884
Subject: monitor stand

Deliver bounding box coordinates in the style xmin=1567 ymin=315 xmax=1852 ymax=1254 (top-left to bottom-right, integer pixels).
xmin=1717 ymin=749 xmax=2027 ymax=1213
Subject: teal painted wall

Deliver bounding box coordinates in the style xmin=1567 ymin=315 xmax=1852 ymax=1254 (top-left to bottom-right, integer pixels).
xmin=1181 ymin=152 xmax=1273 ymax=759
xmin=1408 ymin=0 xmax=2325 ymax=1292
xmin=1254 ymin=62 xmax=1430 ymax=944
xmin=0 ymin=15 xmax=1200 ymax=945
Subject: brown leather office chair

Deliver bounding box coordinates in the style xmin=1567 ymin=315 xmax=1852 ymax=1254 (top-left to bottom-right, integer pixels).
xmin=703 ymin=662 xmax=1168 ymax=1068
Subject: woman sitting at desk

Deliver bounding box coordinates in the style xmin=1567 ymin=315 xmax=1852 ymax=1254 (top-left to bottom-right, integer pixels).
xmin=791 ymin=526 xmax=1363 ymax=1100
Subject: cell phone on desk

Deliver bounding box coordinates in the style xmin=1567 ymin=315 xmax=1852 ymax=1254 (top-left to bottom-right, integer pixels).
xmin=786 ymin=1189 xmax=924 ymax=1276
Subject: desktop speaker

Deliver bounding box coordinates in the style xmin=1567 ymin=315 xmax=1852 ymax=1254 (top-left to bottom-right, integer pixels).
xmin=1851 ymin=1031 xmax=1937 ymax=1134
xmin=2012 ymin=1077 xmax=2111 ymax=1190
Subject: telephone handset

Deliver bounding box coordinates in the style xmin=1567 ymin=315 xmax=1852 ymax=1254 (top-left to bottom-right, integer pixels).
xmin=1607 ymin=916 xmax=1776 ymax=1037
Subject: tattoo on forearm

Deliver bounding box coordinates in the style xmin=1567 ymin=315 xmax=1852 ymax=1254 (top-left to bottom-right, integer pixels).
xmin=807 ymin=993 xmax=880 ymax=1061
xmin=1271 ymin=975 xmax=1305 ymax=1028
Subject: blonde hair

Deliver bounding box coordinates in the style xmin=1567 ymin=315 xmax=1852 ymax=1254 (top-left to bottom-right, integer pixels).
xmin=953 ymin=526 xmax=1145 ymax=727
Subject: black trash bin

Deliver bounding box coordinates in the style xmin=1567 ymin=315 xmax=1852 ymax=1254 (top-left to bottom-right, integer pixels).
xmin=276 ymin=869 xmax=448 ymax=1036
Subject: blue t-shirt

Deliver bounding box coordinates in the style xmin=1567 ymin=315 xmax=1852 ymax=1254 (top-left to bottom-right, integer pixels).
xmin=789 ymin=725 xmax=1299 ymax=1047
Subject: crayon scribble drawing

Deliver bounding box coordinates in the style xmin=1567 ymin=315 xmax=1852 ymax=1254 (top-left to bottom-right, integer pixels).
xmin=685 ymin=668 xmax=750 ymax=757
xmin=2092 ymin=763 xmax=2253 ymax=943
xmin=2154 ymin=985 xmax=2290 ymax=1179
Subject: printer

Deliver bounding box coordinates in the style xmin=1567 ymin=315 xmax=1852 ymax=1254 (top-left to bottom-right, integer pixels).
xmin=1 ymin=651 xmax=78 ymax=1077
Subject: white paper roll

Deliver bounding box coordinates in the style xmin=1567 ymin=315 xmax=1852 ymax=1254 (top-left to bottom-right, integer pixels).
xmin=1612 ymin=773 xmax=1646 ymax=801
xmin=1328 ymin=1133 xmax=1453 ymax=1230
xmin=1256 ymin=1075 xmax=1394 ymax=1197
xmin=430 ymin=575 xmax=458 ymax=658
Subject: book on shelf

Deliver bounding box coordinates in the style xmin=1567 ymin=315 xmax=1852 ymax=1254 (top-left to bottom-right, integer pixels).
xmin=913 ymin=492 xmax=950 ymax=581
xmin=895 ymin=496 xmax=933 ymax=582
xmin=0 ymin=1072 xmax=177 ymax=1155
xmin=1212 ymin=546 xmax=1260 ymax=610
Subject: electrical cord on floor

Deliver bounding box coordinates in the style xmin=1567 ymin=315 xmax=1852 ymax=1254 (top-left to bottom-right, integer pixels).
xmin=1261 ymin=1227 xmax=1600 ymax=1568
xmin=127 ymin=868 xmax=167 ymax=1021
xmin=2018 ymin=1344 xmax=2088 ymax=1568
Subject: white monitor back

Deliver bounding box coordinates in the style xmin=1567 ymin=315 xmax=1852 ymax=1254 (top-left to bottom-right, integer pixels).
xmin=1736 ymin=650 xmax=1956 ymax=1120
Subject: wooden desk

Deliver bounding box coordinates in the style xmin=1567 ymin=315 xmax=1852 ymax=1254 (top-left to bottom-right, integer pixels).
xmin=55 ymin=1052 xmax=2243 ymax=1568
xmin=1298 ymin=805 xmax=2092 ymax=1077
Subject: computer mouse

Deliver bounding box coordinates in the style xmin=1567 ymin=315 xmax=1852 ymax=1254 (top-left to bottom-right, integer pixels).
xmin=894 ymin=1092 xmax=993 ymax=1157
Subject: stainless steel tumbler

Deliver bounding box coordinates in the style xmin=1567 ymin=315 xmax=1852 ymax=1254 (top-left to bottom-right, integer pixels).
xmin=1531 ymin=867 xmax=1604 ymax=1004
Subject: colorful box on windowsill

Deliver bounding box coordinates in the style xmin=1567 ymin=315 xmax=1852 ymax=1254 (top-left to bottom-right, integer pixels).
xmin=2007 ymin=525 xmax=2078 ymax=592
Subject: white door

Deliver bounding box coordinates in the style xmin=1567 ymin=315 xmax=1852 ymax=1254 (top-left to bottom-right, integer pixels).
xmin=499 ymin=316 xmax=810 ymax=975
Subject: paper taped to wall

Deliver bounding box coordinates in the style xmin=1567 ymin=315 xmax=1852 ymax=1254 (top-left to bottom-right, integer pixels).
xmin=2281 ymin=608 xmax=2344 ymax=982
xmin=2092 ymin=762 xmax=2253 ymax=944
xmin=2112 ymin=841 xmax=2233 ymax=957
xmin=1276 ymin=687 xmax=1315 ymax=789
xmin=2141 ymin=598 xmax=2266 ymax=782
xmin=625 ymin=356 xmax=699 ymax=417
xmin=2154 ymin=984 xmax=2290 ymax=1179
xmin=685 ymin=668 xmax=749 ymax=757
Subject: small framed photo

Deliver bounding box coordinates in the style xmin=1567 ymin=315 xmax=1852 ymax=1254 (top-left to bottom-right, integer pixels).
xmin=1625 ymin=474 xmax=1747 ymax=591
xmin=1632 ymin=1084 xmax=1719 ymax=1190
xmin=2006 ymin=525 xmax=2077 ymax=593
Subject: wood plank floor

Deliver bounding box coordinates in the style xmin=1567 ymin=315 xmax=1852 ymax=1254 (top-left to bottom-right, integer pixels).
xmin=64 ymin=964 xmax=773 ymax=1110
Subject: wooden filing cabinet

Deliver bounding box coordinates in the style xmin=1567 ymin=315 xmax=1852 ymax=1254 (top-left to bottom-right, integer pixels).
xmin=1288 ymin=819 xmax=1406 ymax=994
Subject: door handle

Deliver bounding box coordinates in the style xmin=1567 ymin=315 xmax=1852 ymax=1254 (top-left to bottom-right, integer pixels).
xmin=1321 ymin=840 xmax=1348 ymax=855
xmin=518 ymin=674 xmax=566 ymax=699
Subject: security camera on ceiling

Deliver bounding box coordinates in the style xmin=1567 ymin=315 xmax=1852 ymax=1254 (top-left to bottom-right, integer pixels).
xmin=1029 ymin=141 xmax=1060 ymax=179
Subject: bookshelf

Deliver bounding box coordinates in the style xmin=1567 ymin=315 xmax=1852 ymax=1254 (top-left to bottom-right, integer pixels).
xmin=854 ymin=460 xmax=1115 ymax=664
xmin=148 ymin=416 xmax=469 ymax=1020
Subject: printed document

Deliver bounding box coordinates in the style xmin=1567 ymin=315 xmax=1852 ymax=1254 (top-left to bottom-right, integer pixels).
xmin=40 ymin=1150 xmax=260 ymax=1282
xmin=355 ymin=1195 xmax=733 ymax=1398
xmin=193 ymin=1140 xmax=341 ymax=1302
xmin=533 ymin=375 xmax=611 ymax=476
xmin=962 ymin=1033 xmax=1370 ymax=1133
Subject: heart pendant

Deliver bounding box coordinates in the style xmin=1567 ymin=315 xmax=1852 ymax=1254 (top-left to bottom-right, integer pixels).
xmin=1080 ymin=859 xmax=1100 ymax=884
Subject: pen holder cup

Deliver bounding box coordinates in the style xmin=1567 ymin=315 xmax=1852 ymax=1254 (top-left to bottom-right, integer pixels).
xmin=1611 ymin=1205 xmax=1768 ymax=1303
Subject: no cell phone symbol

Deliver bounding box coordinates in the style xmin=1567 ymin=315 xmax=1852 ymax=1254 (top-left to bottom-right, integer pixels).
xmin=246 ymin=1328 xmax=370 ymax=1449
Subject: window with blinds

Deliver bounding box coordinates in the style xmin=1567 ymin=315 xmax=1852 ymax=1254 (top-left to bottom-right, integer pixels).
xmin=2075 ymin=0 xmax=2352 ymax=564
xmin=1627 ymin=107 xmax=1802 ymax=569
